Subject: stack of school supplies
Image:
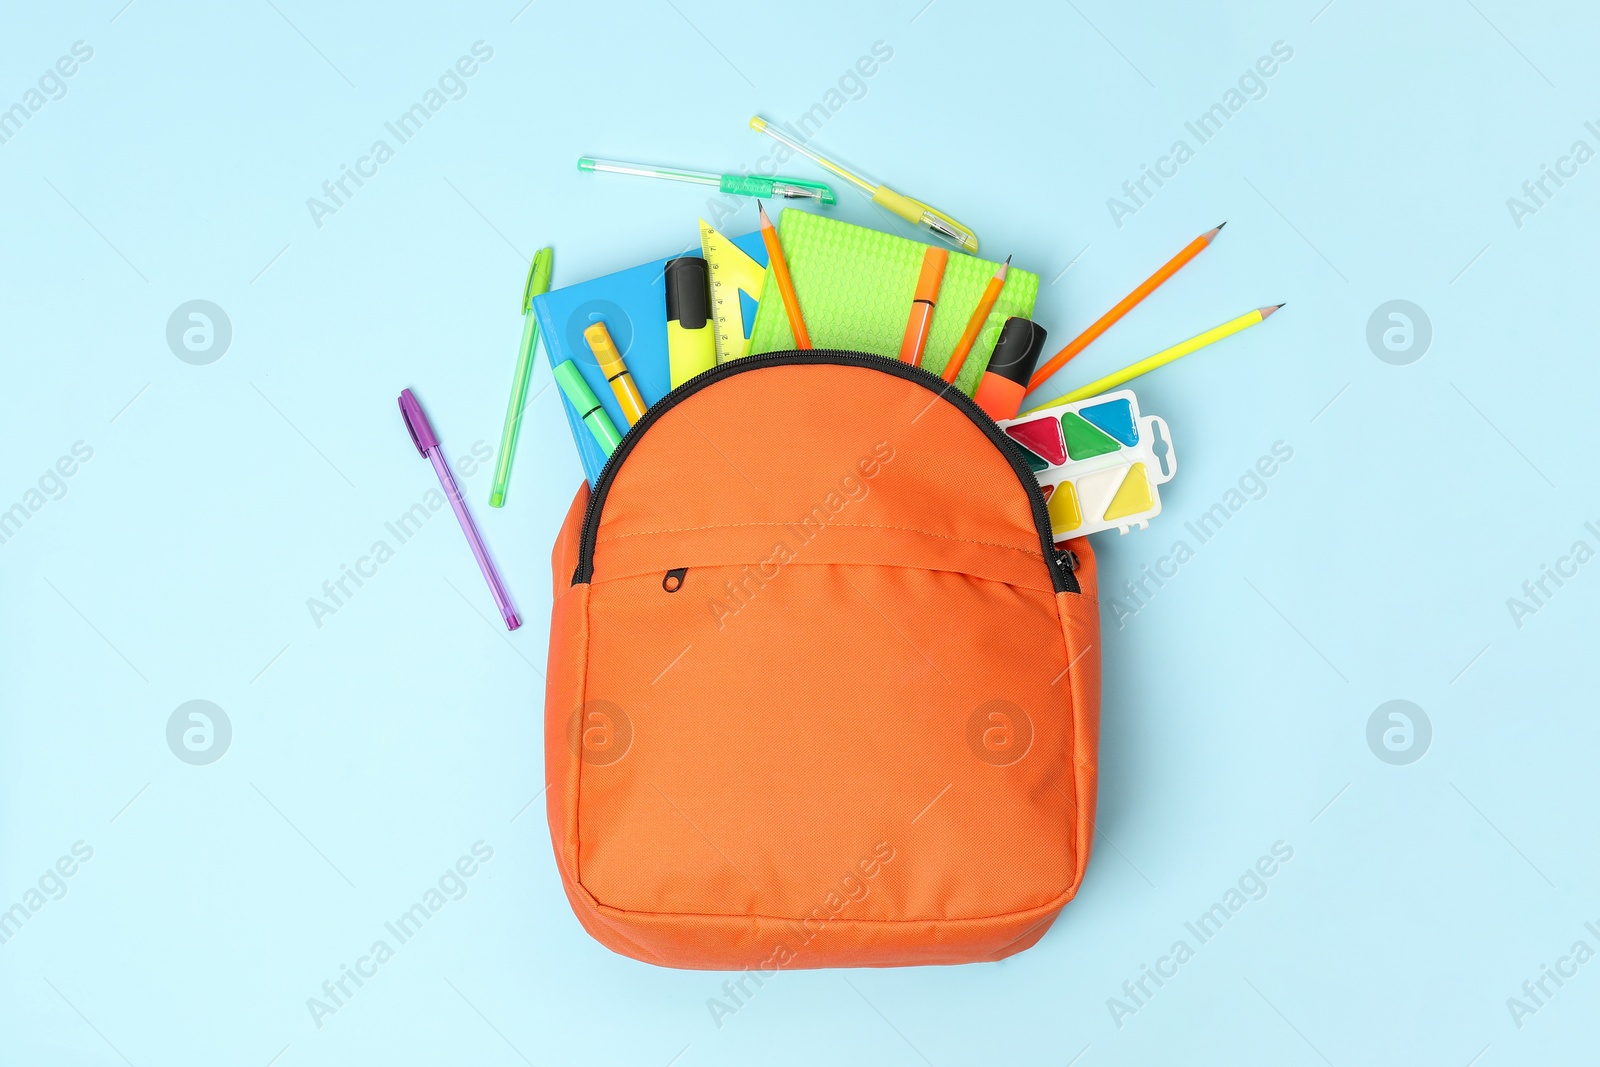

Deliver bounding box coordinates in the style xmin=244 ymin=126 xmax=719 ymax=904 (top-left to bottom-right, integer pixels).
xmin=746 ymin=211 xmax=1037 ymax=395
xmin=489 ymin=120 xmax=1289 ymax=531
xmin=531 ymin=229 xmax=769 ymax=486
xmin=427 ymin=120 xmax=1288 ymax=634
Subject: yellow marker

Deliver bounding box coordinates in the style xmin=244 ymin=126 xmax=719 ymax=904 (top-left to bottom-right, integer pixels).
xmin=584 ymin=322 xmax=647 ymax=426
xmin=749 ymin=116 xmax=978 ymax=253
xmin=665 ymin=257 xmax=716 ymax=387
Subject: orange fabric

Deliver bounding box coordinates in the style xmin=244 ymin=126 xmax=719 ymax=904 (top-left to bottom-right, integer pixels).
xmin=545 ymin=359 xmax=1101 ymax=969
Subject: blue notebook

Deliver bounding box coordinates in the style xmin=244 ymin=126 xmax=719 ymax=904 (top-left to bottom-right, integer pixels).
xmin=534 ymin=231 xmax=769 ymax=485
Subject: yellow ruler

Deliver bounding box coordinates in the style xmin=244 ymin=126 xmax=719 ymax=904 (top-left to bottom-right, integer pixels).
xmin=699 ymin=219 xmax=767 ymax=364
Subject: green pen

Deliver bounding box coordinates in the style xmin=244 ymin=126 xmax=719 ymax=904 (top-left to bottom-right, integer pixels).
xmin=489 ymin=247 xmax=553 ymax=508
xmin=577 ymin=156 xmax=836 ymax=205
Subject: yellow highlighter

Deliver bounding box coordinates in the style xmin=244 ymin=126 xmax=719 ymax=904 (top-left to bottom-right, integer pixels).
xmin=664 ymin=257 xmax=717 ymax=387
xmin=749 ymin=115 xmax=978 ymax=253
xmin=583 ymin=321 xmax=648 ymax=426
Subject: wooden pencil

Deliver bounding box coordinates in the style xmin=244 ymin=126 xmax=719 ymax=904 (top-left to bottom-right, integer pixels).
xmin=941 ymin=255 xmax=1009 ymax=385
xmin=757 ymin=202 xmax=810 ymax=349
xmin=1027 ymin=223 xmax=1225 ymax=393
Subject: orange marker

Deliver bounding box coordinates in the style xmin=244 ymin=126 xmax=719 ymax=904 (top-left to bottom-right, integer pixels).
xmin=941 ymin=255 xmax=1010 ymax=385
xmin=757 ymin=201 xmax=810 ymax=349
xmin=898 ymin=246 xmax=949 ymax=366
xmin=583 ymin=321 xmax=648 ymax=426
xmin=1027 ymin=222 xmax=1225 ymax=393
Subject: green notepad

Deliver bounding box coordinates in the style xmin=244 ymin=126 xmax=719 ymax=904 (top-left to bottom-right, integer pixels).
xmin=747 ymin=210 xmax=1039 ymax=395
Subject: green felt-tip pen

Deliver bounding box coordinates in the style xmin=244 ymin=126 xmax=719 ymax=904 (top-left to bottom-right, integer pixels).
xmin=552 ymin=360 xmax=622 ymax=458
xmin=577 ymin=156 xmax=836 ymax=205
xmin=489 ymin=247 xmax=553 ymax=508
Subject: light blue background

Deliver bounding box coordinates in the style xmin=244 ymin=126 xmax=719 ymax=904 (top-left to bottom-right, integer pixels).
xmin=3 ymin=1 xmax=1596 ymax=1064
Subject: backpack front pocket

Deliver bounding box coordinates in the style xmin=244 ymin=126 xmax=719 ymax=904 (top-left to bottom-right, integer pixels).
xmin=576 ymin=557 xmax=1078 ymax=923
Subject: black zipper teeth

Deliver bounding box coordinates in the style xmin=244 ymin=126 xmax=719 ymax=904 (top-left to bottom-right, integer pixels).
xmin=572 ymin=350 xmax=1078 ymax=594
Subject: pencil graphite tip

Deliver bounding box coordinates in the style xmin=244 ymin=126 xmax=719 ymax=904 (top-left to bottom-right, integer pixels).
xmin=996 ymin=254 xmax=1011 ymax=278
xmin=1205 ymin=221 xmax=1227 ymax=240
xmin=1260 ymin=302 xmax=1285 ymax=319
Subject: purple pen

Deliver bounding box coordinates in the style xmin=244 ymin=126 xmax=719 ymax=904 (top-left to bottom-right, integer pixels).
xmin=398 ymin=389 xmax=521 ymax=630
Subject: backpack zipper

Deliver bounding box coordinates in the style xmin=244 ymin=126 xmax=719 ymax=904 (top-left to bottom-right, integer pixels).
xmin=571 ymin=350 xmax=1079 ymax=594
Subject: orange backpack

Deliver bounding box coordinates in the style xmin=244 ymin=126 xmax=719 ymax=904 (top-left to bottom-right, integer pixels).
xmin=545 ymin=351 xmax=1101 ymax=969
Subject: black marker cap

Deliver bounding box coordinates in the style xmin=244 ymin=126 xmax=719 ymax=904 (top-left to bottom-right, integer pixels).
xmin=985 ymin=317 xmax=1048 ymax=386
xmin=664 ymin=256 xmax=710 ymax=330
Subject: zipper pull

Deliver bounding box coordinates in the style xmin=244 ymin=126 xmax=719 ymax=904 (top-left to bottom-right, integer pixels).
xmin=1053 ymin=548 xmax=1078 ymax=575
xmin=662 ymin=567 xmax=687 ymax=592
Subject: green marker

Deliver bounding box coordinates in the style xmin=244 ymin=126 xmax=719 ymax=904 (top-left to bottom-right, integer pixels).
xmin=552 ymin=360 xmax=622 ymax=458
xmin=577 ymin=156 xmax=836 ymax=205
xmin=489 ymin=247 xmax=553 ymax=507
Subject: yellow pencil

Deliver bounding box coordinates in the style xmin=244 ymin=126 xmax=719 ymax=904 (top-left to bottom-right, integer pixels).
xmin=1024 ymin=304 xmax=1283 ymax=412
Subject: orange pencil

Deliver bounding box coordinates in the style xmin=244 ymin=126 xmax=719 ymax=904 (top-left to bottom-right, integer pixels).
xmin=899 ymin=246 xmax=950 ymax=365
xmin=941 ymin=255 xmax=1009 ymax=384
xmin=1027 ymin=222 xmax=1225 ymax=393
xmin=757 ymin=202 xmax=810 ymax=349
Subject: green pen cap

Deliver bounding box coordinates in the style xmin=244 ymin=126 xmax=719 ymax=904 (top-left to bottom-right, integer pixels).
xmin=577 ymin=156 xmax=836 ymax=205
xmin=553 ymin=359 xmax=599 ymax=409
xmin=552 ymin=360 xmax=622 ymax=455
xmin=521 ymin=246 xmax=554 ymax=313
xmin=719 ymin=173 xmax=836 ymax=205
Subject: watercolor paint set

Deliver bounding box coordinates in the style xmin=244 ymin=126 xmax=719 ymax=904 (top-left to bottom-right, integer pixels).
xmin=996 ymin=389 xmax=1175 ymax=541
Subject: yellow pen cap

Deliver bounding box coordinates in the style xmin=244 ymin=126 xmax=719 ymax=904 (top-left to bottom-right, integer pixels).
xmin=584 ymin=321 xmax=624 ymax=371
xmin=872 ymin=185 xmax=978 ymax=253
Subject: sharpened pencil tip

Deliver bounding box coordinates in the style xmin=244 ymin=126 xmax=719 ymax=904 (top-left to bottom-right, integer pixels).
xmin=1260 ymin=302 xmax=1285 ymax=319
